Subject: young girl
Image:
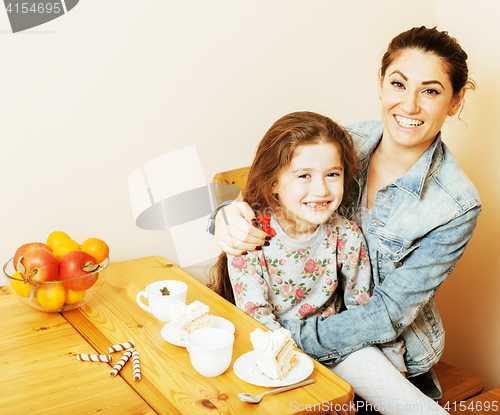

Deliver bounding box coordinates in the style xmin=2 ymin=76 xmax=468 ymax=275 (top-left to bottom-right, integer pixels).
xmin=210 ymin=111 xmax=448 ymax=415
xmin=211 ymin=111 xmax=374 ymax=331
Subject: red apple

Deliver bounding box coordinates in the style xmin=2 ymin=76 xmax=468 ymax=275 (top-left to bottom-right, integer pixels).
xmin=13 ymin=242 xmax=52 ymax=271
xmin=58 ymin=250 xmax=99 ymax=291
xmin=17 ymin=248 xmax=58 ymax=282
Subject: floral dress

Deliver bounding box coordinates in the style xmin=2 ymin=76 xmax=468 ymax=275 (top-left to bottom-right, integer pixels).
xmin=227 ymin=213 xmax=372 ymax=331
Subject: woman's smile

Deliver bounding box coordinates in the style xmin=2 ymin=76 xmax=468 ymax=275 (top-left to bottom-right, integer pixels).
xmin=394 ymin=115 xmax=424 ymax=129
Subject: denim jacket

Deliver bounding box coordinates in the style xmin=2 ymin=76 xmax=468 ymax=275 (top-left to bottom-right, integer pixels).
xmin=282 ymin=120 xmax=481 ymax=377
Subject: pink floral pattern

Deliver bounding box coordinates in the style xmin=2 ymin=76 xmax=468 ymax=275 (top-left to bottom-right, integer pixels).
xmin=227 ymin=214 xmax=373 ymax=330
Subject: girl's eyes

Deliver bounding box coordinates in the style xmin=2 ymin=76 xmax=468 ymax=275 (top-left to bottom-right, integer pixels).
xmin=297 ymin=173 xmax=339 ymax=179
xmin=390 ymin=81 xmax=440 ymax=96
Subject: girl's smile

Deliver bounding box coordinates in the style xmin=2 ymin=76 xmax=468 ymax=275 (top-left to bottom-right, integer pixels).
xmin=304 ymin=200 xmax=332 ymax=210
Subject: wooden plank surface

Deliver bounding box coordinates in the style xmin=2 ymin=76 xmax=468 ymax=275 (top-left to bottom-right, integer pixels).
xmin=63 ymin=256 xmax=354 ymax=415
xmin=0 ymin=286 xmax=154 ymax=415
xmin=434 ymin=361 xmax=484 ymax=407
xmin=447 ymin=387 xmax=500 ymax=414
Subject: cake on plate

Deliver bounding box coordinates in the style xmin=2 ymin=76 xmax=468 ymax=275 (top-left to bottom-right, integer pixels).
xmin=168 ymin=300 xmax=214 ymax=340
xmin=250 ymin=327 xmax=298 ymax=380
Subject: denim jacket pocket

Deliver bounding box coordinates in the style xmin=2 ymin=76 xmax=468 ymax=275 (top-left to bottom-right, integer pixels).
xmin=376 ymin=237 xmax=420 ymax=284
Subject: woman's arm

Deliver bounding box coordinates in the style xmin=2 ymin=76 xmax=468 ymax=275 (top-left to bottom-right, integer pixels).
xmin=283 ymin=205 xmax=481 ymax=362
xmin=210 ymin=202 xmax=268 ymax=255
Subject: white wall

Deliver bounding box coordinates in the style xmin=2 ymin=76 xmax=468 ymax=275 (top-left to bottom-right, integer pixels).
xmin=434 ymin=0 xmax=500 ymax=393
xmin=1 ymin=0 xmax=498 ymax=391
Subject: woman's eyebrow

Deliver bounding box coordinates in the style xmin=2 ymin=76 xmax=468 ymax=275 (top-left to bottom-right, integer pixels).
xmin=390 ymin=70 xmax=445 ymax=88
xmin=390 ymin=70 xmax=408 ymax=80
xmin=422 ymin=80 xmax=445 ymax=88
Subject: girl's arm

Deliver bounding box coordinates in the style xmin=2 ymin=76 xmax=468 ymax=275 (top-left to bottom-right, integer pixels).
xmin=227 ymin=252 xmax=281 ymax=331
xmin=282 ymin=205 xmax=480 ymax=362
xmin=338 ymin=223 xmax=372 ymax=310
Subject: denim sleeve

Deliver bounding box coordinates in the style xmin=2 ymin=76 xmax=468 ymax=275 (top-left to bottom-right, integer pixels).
xmin=282 ymin=205 xmax=481 ymax=364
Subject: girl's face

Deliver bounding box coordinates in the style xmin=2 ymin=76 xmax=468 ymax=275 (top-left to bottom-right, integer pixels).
xmin=272 ymin=142 xmax=344 ymax=240
xmin=379 ymin=49 xmax=464 ymax=154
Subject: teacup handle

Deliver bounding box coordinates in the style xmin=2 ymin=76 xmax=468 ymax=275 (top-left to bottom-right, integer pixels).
xmin=136 ymin=291 xmax=151 ymax=313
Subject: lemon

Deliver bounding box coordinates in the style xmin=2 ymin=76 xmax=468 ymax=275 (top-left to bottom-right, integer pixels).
xmin=66 ymin=289 xmax=86 ymax=305
xmin=46 ymin=231 xmax=71 ymax=251
xmin=36 ymin=282 xmax=67 ymax=311
xmin=10 ymin=271 xmax=36 ymax=298
xmin=53 ymin=239 xmax=81 ymax=262
xmin=81 ymin=238 xmax=109 ymax=264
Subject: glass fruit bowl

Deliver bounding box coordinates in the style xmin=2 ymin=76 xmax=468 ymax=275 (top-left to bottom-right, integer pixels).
xmin=3 ymin=256 xmax=109 ymax=312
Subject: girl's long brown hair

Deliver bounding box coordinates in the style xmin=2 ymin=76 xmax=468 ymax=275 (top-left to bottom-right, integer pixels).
xmin=208 ymin=111 xmax=359 ymax=304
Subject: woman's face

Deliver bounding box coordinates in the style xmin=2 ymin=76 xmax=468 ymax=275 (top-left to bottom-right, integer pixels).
xmin=379 ymin=49 xmax=464 ymax=154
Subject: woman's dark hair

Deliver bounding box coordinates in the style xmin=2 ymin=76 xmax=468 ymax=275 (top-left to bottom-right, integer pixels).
xmin=208 ymin=111 xmax=358 ymax=303
xmin=380 ymin=26 xmax=475 ymax=95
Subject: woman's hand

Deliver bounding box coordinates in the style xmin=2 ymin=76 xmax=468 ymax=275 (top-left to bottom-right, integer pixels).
xmin=213 ymin=202 xmax=268 ymax=255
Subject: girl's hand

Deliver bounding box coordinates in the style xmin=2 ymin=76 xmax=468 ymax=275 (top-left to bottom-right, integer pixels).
xmin=213 ymin=202 xmax=268 ymax=255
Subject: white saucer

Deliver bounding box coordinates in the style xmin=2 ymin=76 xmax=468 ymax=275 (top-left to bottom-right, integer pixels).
xmin=161 ymin=316 xmax=235 ymax=347
xmin=233 ymin=350 xmax=314 ymax=387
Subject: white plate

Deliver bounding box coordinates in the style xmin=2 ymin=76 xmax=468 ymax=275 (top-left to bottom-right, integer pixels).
xmin=161 ymin=316 xmax=235 ymax=347
xmin=233 ymin=350 xmax=314 ymax=387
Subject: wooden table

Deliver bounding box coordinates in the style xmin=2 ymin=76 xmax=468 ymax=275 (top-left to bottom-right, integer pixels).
xmin=0 ymin=256 xmax=354 ymax=414
xmin=0 ymin=285 xmax=153 ymax=415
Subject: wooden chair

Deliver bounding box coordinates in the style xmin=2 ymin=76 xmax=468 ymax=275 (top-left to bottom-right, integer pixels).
xmin=434 ymin=361 xmax=484 ymax=407
xmin=212 ymin=166 xmax=251 ymax=206
xmin=212 ymin=166 xmax=485 ymax=407
xmin=447 ymin=386 xmax=500 ymax=414
xmin=213 ymin=166 xmax=251 ymax=192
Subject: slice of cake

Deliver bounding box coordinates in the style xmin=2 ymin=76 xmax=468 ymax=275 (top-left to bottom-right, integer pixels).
xmin=250 ymin=327 xmax=298 ymax=380
xmin=168 ymin=300 xmax=214 ymax=340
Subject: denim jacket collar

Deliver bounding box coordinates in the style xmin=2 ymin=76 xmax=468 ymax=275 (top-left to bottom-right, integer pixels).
xmin=394 ymin=134 xmax=443 ymax=199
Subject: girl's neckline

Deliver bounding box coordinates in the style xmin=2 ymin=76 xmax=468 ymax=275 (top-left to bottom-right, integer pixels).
xmin=270 ymin=214 xmax=327 ymax=248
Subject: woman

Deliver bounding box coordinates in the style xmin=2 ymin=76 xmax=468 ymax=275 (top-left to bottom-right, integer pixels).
xmin=208 ymin=26 xmax=481 ymax=409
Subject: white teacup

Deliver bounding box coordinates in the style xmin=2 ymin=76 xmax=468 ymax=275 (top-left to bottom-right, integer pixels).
xmin=186 ymin=328 xmax=235 ymax=377
xmin=136 ymin=280 xmax=187 ymax=322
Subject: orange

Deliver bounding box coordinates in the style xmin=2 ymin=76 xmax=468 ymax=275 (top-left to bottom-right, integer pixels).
xmin=46 ymin=231 xmax=71 ymax=251
xmin=66 ymin=289 xmax=86 ymax=305
xmin=81 ymin=238 xmax=109 ymax=264
xmin=36 ymin=282 xmax=67 ymax=311
xmin=53 ymin=239 xmax=81 ymax=262
xmin=10 ymin=271 xmax=36 ymax=298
